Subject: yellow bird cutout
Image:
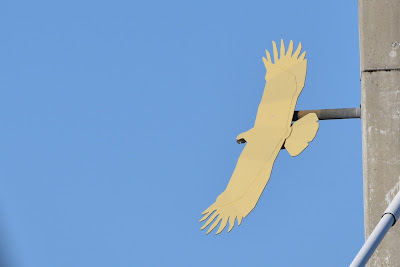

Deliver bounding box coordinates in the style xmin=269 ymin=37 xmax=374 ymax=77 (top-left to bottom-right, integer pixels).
xmin=200 ymin=40 xmax=319 ymax=234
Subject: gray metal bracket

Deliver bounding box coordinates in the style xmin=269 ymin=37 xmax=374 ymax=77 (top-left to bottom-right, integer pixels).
xmin=292 ymin=107 xmax=361 ymax=121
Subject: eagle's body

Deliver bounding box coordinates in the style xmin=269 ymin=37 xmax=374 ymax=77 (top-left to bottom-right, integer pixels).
xmin=200 ymin=40 xmax=319 ymax=234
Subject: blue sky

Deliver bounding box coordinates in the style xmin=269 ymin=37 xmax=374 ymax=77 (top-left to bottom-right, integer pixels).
xmin=0 ymin=1 xmax=362 ymax=266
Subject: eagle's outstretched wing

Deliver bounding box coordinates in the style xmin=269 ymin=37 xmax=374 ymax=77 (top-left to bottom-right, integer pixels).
xmin=200 ymin=40 xmax=308 ymax=234
xmin=199 ymin=132 xmax=284 ymax=234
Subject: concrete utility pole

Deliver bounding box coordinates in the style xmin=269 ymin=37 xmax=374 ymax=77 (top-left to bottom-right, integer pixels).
xmin=359 ymin=0 xmax=400 ymax=266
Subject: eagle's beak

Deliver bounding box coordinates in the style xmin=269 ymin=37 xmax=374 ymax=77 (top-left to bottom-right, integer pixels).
xmin=237 ymin=138 xmax=246 ymax=144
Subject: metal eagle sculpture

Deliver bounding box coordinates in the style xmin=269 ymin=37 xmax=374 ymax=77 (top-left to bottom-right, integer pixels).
xmin=200 ymin=40 xmax=319 ymax=234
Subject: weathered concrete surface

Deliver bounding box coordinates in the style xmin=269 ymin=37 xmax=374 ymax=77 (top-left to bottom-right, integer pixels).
xmin=359 ymin=0 xmax=400 ymax=266
xmin=359 ymin=0 xmax=400 ymax=71
xmin=361 ymin=72 xmax=400 ymax=267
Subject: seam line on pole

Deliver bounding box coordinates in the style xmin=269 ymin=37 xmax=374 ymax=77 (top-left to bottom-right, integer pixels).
xmin=362 ymin=68 xmax=400 ymax=73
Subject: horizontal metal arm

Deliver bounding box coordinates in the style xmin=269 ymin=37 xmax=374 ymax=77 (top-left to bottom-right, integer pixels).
xmin=292 ymin=107 xmax=361 ymax=121
xmin=237 ymin=107 xmax=361 ymax=145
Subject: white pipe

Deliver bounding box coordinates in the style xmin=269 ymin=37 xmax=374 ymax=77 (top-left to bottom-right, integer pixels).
xmin=350 ymin=190 xmax=400 ymax=267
